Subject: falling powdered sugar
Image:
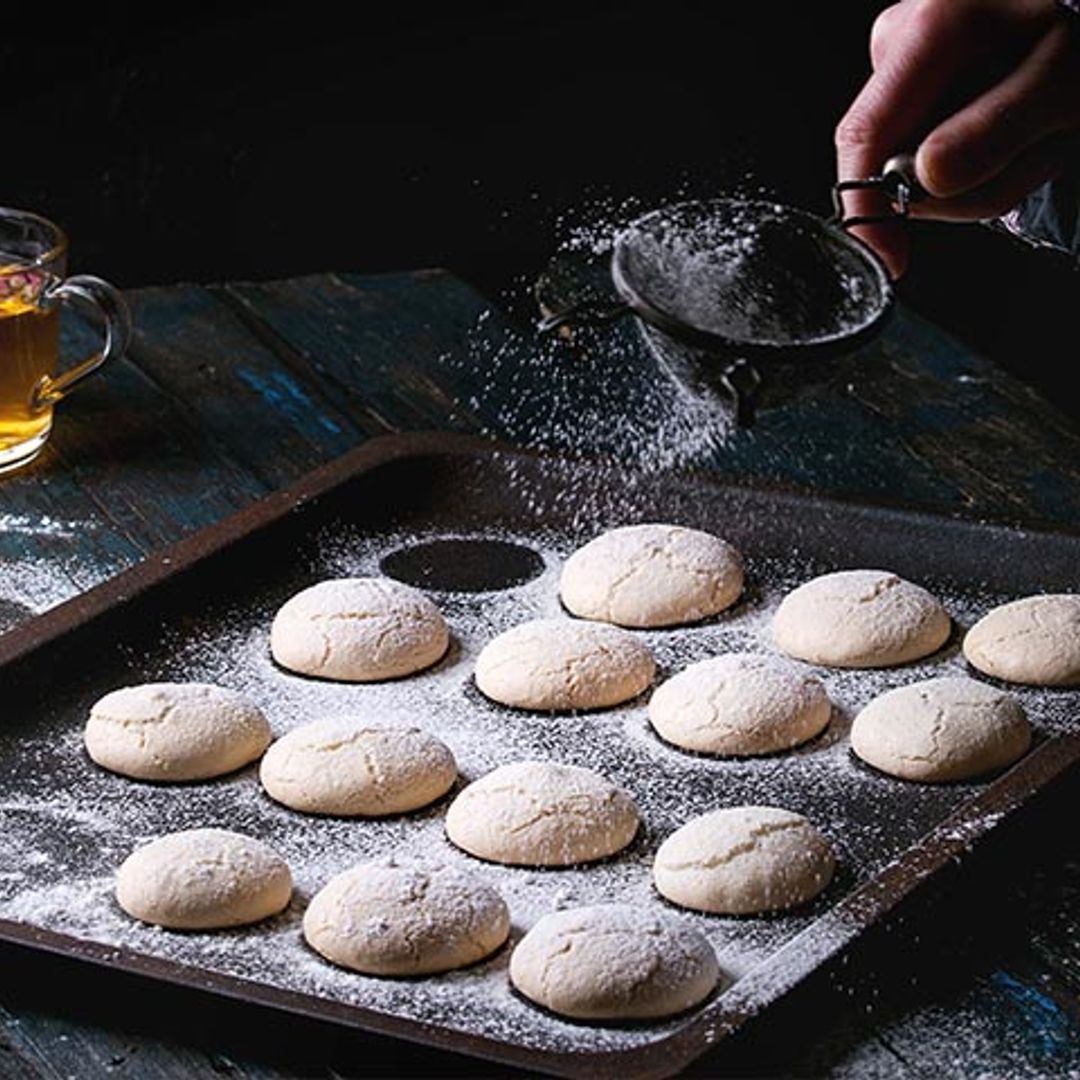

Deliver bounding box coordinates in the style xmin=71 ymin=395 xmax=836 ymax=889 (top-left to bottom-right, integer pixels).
xmin=442 ymin=197 xmax=742 ymax=477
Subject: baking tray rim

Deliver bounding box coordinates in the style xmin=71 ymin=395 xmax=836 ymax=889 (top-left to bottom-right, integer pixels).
xmin=5 ymin=428 xmax=1080 ymax=673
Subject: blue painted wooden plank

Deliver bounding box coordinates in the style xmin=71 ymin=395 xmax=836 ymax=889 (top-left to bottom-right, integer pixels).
xmin=37 ymin=310 xmax=272 ymax=555
xmin=223 ymin=270 xmax=492 ymax=436
xmin=123 ymin=285 xmax=362 ymax=490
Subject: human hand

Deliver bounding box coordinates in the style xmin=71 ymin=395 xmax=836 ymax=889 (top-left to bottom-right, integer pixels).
xmin=834 ymin=0 xmax=1080 ymax=277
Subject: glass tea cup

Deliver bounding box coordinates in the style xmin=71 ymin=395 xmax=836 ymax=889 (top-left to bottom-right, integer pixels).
xmin=0 ymin=206 xmax=132 ymax=474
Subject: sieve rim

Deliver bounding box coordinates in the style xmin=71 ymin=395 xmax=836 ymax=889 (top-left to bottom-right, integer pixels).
xmin=610 ymin=197 xmax=894 ymax=356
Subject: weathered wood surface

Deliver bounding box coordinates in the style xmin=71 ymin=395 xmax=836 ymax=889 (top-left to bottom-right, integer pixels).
xmin=0 ymin=268 xmax=1078 ymax=1078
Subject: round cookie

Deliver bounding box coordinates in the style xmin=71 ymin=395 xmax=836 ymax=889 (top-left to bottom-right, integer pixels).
xmin=648 ymin=652 xmax=831 ymax=756
xmin=559 ymin=522 xmax=744 ymax=628
xmin=771 ymin=569 xmax=951 ymax=668
xmin=85 ymin=682 xmax=272 ymax=782
xmin=851 ymin=675 xmax=1031 ymax=782
xmin=509 ymin=904 xmax=720 ymax=1020
xmin=303 ymin=859 xmax=509 ymax=976
xmin=116 ymin=828 xmax=292 ymax=930
xmin=270 ymin=577 xmax=449 ymax=682
xmin=445 ymin=760 xmax=640 ymax=866
xmin=653 ymin=806 xmax=835 ymax=915
xmin=963 ymin=593 xmax=1080 ymax=687
xmin=474 ymin=618 xmax=655 ymax=711
xmin=259 ymin=720 xmax=456 ymax=816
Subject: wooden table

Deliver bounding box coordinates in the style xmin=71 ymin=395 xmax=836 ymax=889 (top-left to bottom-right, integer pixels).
xmin=1 ymin=268 xmax=1078 ymax=1078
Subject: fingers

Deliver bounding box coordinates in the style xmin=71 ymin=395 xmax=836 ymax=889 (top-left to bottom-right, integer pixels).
xmin=840 ymin=214 xmax=910 ymax=281
xmin=908 ymin=134 xmax=1068 ymax=221
xmin=916 ymin=22 xmax=1080 ymax=197
xmin=836 ymin=1 xmax=991 ymax=183
xmin=870 ymin=2 xmax=905 ymax=71
xmin=835 ymin=0 xmax=1079 ymax=276
xmin=834 ymin=1 xmax=987 ymax=276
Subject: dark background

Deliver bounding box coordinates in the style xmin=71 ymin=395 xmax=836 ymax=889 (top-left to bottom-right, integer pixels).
xmin=3 ymin=1 xmax=1077 ymax=413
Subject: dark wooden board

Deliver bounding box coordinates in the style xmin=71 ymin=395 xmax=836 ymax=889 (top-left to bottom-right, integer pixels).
xmin=1 ymin=432 xmax=1078 ymax=1080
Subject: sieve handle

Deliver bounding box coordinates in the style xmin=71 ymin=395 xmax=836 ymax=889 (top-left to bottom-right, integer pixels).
xmin=718 ymin=358 xmax=763 ymax=428
xmin=831 ymin=153 xmax=927 ymax=229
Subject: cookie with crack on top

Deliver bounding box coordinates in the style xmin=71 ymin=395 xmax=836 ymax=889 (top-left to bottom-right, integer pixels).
xmin=474 ymin=617 xmax=654 ymax=711
xmin=771 ymin=569 xmax=951 ymax=668
xmin=963 ymin=593 xmax=1080 ymax=686
xmin=303 ymin=858 xmax=509 ymax=976
xmin=116 ymin=828 xmax=292 ymax=930
xmin=85 ymin=682 xmax=271 ymax=782
xmin=270 ymin=577 xmax=448 ymax=681
xmin=559 ymin=522 xmax=744 ymax=628
xmin=851 ymin=676 xmax=1030 ymax=782
xmin=653 ymin=806 xmax=835 ymax=915
xmin=445 ymin=760 xmax=640 ymax=866
xmin=509 ymin=903 xmax=721 ymax=1021
xmin=259 ymin=719 xmax=456 ymax=816
xmin=648 ymin=652 xmax=831 ymax=756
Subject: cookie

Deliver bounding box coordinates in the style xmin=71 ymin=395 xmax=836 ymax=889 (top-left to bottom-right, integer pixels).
xmin=85 ymin=682 xmax=271 ymax=782
xmin=963 ymin=593 xmax=1080 ymax=686
xmin=474 ymin=617 xmax=654 ymax=711
xmin=116 ymin=828 xmax=292 ymax=929
xmin=445 ymin=760 xmax=640 ymax=866
xmin=270 ymin=577 xmax=448 ymax=681
xmin=259 ymin=720 xmax=457 ymax=816
xmin=559 ymin=523 xmax=744 ymax=628
xmin=509 ymin=904 xmax=720 ymax=1020
xmin=648 ymin=652 xmax=831 ymax=755
xmin=772 ymin=569 xmax=951 ymax=668
xmin=850 ymin=675 xmax=1031 ymax=782
xmin=653 ymin=806 xmax=835 ymax=915
xmin=303 ymin=859 xmax=509 ymax=976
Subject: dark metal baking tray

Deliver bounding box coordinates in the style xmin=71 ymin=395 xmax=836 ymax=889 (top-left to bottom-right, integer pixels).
xmin=0 ymin=431 xmax=1077 ymax=1080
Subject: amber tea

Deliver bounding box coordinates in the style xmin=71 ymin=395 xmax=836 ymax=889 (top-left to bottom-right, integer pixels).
xmin=0 ymin=207 xmax=131 ymax=475
xmin=0 ymin=268 xmax=60 ymax=458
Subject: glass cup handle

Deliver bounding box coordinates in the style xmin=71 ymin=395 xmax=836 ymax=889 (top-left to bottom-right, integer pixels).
xmin=31 ymin=275 xmax=133 ymax=411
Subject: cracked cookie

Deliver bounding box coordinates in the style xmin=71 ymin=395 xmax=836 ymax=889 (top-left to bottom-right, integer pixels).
xmin=653 ymin=806 xmax=835 ymax=915
xmin=771 ymin=569 xmax=951 ymax=668
xmin=302 ymin=858 xmax=509 ymax=976
xmin=116 ymin=827 xmax=292 ymax=929
xmin=559 ymin=522 xmax=744 ymax=629
xmin=851 ymin=675 xmax=1030 ymax=782
xmin=259 ymin=719 xmax=456 ymax=816
xmin=85 ymin=681 xmax=271 ymax=781
xmin=963 ymin=593 xmax=1080 ymax=687
xmin=474 ymin=617 xmax=654 ymax=711
xmin=509 ymin=903 xmax=720 ymax=1020
xmin=445 ymin=760 xmax=640 ymax=866
xmin=269 ymin=577 xmax=449 ymax=682
xmin=648 ymin=652 xmax=831 ymax=756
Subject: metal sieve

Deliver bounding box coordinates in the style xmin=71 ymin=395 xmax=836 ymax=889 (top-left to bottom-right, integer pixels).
xmin=538 ymin=156 xmax=922 ymax=425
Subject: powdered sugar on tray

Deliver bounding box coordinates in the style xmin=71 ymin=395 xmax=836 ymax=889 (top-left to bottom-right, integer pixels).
xmin=0 ymin=512 xmax=82 ymax=538
xmin=0 ymin=513 xmax=108 ymax=629
xmin=0 ymin=556 xmax=83 ymax=629
xmin=0 ymin=491 xmax=1076 ymax=1065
